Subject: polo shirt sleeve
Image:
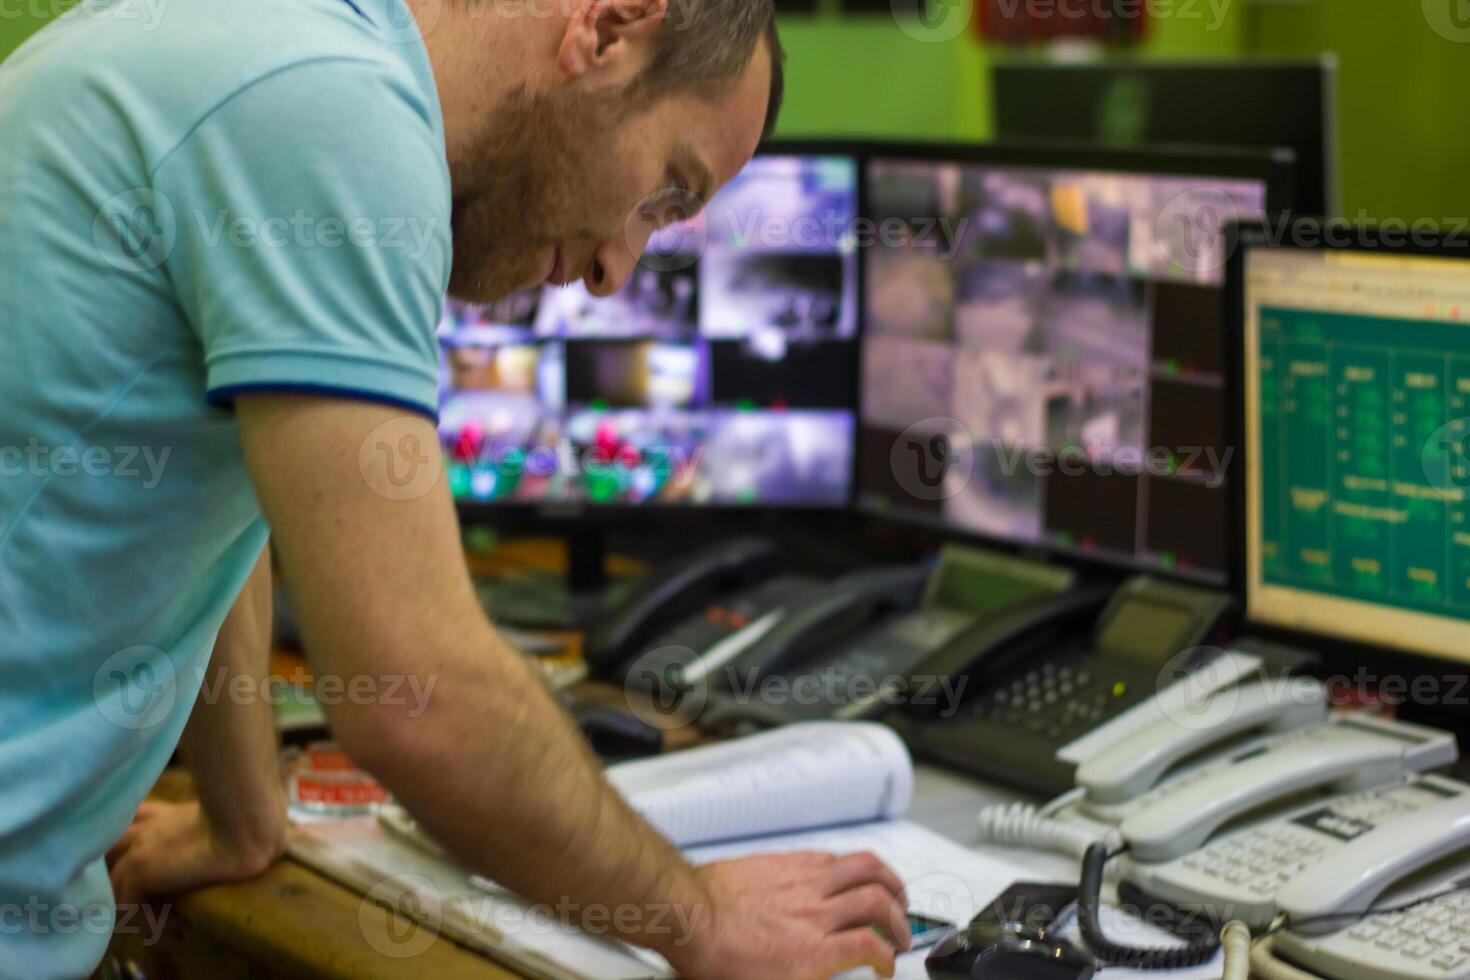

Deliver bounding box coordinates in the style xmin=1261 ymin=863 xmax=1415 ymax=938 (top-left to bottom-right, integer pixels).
xmin=152 ymin=56 xmax=452 ymax=418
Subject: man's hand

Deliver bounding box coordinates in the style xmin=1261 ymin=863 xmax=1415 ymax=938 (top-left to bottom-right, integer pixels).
xmin=106 ymin=800 xmax=286 ymax=908
xmin=670 ymin=851 xmax=911 ymax=980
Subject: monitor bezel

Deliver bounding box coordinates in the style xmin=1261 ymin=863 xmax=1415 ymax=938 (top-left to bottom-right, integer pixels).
xmin=853 ymin=139 xmax=1299 ymax=588
xmin=989 ymin=56 xmax=1341 ymax=217
xmin=1225 ymin=218 xmax=1470 ymax=677
xmin=451 ymin=139 xmax=872 ymax=526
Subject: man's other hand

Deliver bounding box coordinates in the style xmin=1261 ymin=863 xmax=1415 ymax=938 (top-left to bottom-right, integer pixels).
xmin=670 ymin=851 xmax=912 ymax=980
xmin=106 ymin=800 xmax=286 ymax=907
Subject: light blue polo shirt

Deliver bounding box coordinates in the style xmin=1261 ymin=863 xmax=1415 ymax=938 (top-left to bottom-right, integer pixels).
xmin=0 ymin=0 xmax=450 ymax=972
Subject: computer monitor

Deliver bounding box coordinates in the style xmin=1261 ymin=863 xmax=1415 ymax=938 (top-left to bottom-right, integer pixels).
xmin=991 ymin=58 xmax=1339 ymax=217
xmin=438 ymin=146 xmax=862 ymax=512
xmin=1235 ymin=222 xmax=1470 ymax=664
xmin=859 ymin=143 xmax=1293 ymax=584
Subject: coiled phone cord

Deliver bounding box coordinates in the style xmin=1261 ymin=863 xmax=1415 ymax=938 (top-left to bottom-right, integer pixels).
xmin=1076 ymin=843 xmax=1223 ymax=970
xmin=975 ymin=802 xmax=1115 ymax=861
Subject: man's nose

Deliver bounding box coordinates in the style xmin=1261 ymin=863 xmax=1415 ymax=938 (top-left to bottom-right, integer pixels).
xmin=585 ymin=218 xmax=655 ymax=298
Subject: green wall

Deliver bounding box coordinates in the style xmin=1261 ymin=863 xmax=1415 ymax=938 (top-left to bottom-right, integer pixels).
xmin=1244 ymin=0 xmax=1468 ymax=220
xmin=0 ymin=2 xmax=61 ymax=62
xmin=773 ymin=0 xmax=1466 ymax=222
xmin=775 ymin=0 xmax=1245 ymax=141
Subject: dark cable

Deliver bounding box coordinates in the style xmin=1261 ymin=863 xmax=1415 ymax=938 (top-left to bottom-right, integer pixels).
xmin=1076 ymin=843 xmax=1222 ymax=970
xmin=1260 ymin=881 xmax=1470 ymax=940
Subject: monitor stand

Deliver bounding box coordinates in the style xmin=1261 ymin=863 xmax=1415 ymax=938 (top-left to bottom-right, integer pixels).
xmin=472 ymin=526 xmax=638 ymax=633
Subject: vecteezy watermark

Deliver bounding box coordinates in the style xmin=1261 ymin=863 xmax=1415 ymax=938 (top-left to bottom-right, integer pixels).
xmin=624 ymin=646 xmax=711 ymax=731
xmin=626 ymin=187 xmax=975 ymax=274
xmin=360 ymin=417 xmax=442 ymax=502
xmin=191 ymin=209 xmax=440 ymax=262
xmin=92 ymin=189 xmax=443 ymax=273
xmin=451 ymin=893 xmax=702 ymax=947
xmin=92 ymin=649 xmax=439 ymax=732
xmin=93 ymin=188 xmax=177 ymax=274
xmin=1155 ymin=187 xmax=1241 ymax=276
xmin=1423 ymin=0 xmax=1470 ymax=42
xmin=197 ymin=666 xmax=438 ymax=718
xmin=1422 ymin=417 xmax=1470 ymax=497
xmin=359 ymin=874 xmax=443 ymax=959
xmin=722 ymin=668 xmax=970 ymax=717
xmin=896 ymin=0 xmax=1234 ymax=42
xmin=0 ymin=0 xmax=169 ymax=31
xmin=890 ymin=418 xmax=976 ymax=503
xmin=93 ymin=646 xmax=178 ymax=732
xmin=0 ymin=440 xmax=171 ymax=489
xmin=0 ymin=898 xmax=170 ymax=946
xmin=890 ymin=418 xmax=1234 ymax=502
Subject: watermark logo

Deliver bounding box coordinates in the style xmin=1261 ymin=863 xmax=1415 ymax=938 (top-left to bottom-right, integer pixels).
xmin=1422 ymin=417 xmax=1470 ymax=495
xmin=628 ymin=188 xmax=708 ymax=274
xmin=359 ymin=874 xmax=442 ymax=959
xmin=93 ymin=646 xmax=177 ymax=731
xmin=905 ymin=871 xmax=980 ymax=929
xmin=1424 ymin=0 xmax=1470 ymax=42
xmin=93 ymin=188 xmax=176 ymax=273
xmin=1155 ymin=647 xmax=1244 ymax=732
xmin=894 ymin=0 xmax=973 ymax=43
xmin=1155 ymin=187 xmax=1239 ymax=275
xmin=890 ymin=418 xmax=974 ymax=502
xmin=624 ymin=646 xmax=709 ymax=731
xmin=360 ymin=417 xmax=442 ymax=501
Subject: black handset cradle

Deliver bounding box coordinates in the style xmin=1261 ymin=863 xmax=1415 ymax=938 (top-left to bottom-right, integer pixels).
xmin=583 ymin=537 xmax=781 ymax=679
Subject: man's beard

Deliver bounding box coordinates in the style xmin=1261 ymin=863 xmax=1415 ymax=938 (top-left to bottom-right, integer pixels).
xmin=447 ymin=85 xmax=632 ymax=304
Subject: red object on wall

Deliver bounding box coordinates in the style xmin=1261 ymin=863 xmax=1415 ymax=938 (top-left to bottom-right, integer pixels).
xmin=975 ymin=0 xmax=1150 ymax=45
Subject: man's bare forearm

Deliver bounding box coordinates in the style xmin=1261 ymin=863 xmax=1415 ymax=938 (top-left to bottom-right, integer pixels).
xmin=372 ymin=623 xmax=710 ymax=954
xmin=179 ymin=544 xmax=289 ymax=861
xmin=237 ymin=395 xmax=710 ymax=958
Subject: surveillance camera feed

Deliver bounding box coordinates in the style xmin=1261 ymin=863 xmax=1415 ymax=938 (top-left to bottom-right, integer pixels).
xmin=859 ymin=157 xmax=1269 ymax=581
xmin=438 ymin=154 xmax=860 ymax=507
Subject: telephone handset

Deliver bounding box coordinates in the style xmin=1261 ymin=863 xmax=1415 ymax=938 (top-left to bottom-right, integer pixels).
xmin=1076 ymin=672 xmax=1329 ymax=805
xmin=1269 ymin=793 xmax=1470 ymax=979
xmin=715 ymin=565 xmax=931 ymax=684
xmin=694 ymin=565 xmax=934 ymax=729
xmin=1120 ymin=715 xmax=1459 ymax=863
xmin=583 ymin=537 xmax=781 ymax=679
xmin=1121 ymin=771 xmax=1468 ymax=931
xmin=1279 ymin=792 xmax=1470 ymax=931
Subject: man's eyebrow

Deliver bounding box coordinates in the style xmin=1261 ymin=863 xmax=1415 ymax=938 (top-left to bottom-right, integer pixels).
xmin=670 ymin=143 xmax=715 ymax=204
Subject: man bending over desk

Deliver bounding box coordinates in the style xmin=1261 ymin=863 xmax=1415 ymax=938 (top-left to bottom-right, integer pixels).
xmin=0 ymin=0 xmax=910 ymax=976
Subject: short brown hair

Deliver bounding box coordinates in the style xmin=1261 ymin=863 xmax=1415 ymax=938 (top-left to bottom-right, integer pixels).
xmin=638 ymin=1 xmax=785 ymax=138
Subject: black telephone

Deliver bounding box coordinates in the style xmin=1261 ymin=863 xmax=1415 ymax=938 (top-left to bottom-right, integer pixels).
xmin=696 ymin=564 xmax=934 ymax=730
xmin=694 ymin=547 xmax=1079 ymax=731
xmin=583 ymin=537 xmax=784 ymax=679
xmin=891 ymin=576 xmax=1236 ymax=796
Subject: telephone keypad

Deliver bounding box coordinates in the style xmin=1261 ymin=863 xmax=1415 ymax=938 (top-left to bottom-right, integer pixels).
xmin=974 ymin=661 xmax=1132 ymax=742
xmin=1342 ymin=889 xmax=1470 ymax=975
xmin=1179 ymin=783 xmax=1434 ymax=899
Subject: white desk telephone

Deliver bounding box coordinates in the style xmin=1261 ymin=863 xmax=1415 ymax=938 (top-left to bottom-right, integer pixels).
xmin=1256 ymin=790 xmax=1470 ymax=980
xmin=1118 ymin=714 xmax=1458 ymax=863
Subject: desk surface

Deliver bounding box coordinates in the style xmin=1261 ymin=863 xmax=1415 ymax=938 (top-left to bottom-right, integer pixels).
xmin=118 ymin=761 xmax=1054 ymax=979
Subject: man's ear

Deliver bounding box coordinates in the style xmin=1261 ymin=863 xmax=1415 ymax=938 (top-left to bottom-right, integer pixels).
xmin=558 ymin=0 xmax=668 ymax=83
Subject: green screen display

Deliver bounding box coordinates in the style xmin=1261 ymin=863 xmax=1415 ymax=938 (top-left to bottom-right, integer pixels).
xmin=1256 ymin=305 xmax=1470 ymax=621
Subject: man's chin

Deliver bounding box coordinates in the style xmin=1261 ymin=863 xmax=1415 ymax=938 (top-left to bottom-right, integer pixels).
xmin=446 ymin=257 xmax=543 ymax=305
